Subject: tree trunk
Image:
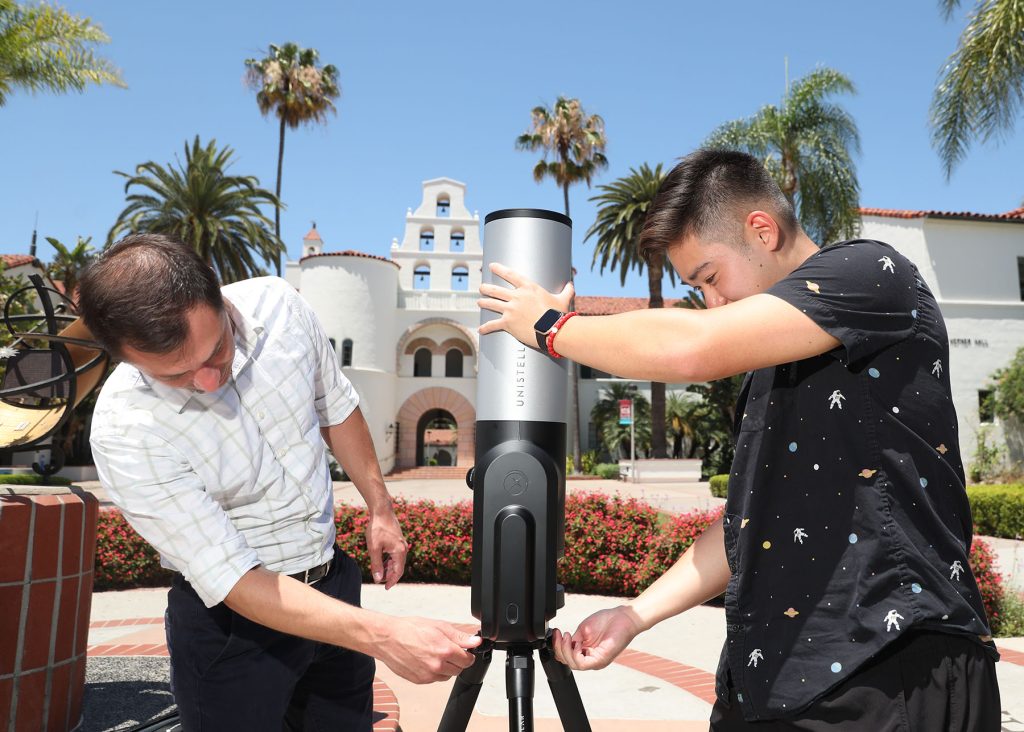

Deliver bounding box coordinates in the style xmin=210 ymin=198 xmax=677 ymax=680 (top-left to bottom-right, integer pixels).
xmin=274 ymin=114 xmax=286 ymax=276
xmin=561 ymin=180 xmax=582 ymax=474
xmin=648 ymin=253 xmax=668 ymax=458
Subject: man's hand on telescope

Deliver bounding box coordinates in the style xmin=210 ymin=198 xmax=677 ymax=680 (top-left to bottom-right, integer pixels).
xmin=478 ymin=263 xmax=574 ymax=348
xmin=552 ymin=606 xmax=643 ymax=671
xmin=377 ymin=618 xmax=483 ymax=684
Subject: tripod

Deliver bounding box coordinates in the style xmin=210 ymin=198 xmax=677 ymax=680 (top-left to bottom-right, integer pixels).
xmin=437 ymin=634 xmax=591 ymax=732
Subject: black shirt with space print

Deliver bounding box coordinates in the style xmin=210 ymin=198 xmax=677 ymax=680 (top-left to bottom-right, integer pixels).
xmin=717 ymin=238 xmax=995 ymax=720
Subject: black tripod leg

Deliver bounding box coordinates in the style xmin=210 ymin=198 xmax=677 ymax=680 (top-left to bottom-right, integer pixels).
xmin=437 ymin=645 xmax=493 ymax=732
xmin=506 ymin=648 xmax=535 ymax=732
xmin=539 ymin=645 xmax=592 ymax=732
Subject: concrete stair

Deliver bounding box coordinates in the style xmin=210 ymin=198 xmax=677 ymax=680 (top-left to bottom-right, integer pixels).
xmin=385 ymin=465 xmax=472 ymax=481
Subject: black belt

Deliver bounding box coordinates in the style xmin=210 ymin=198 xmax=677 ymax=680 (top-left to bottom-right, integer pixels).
xmin=288 ymin=557 xmax=332 ymax=585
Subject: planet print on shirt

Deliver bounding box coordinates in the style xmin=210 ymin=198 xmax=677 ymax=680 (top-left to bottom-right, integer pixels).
xmin=858 ymin=469 xmax=877 ymax=478
xmin=806 ymin=281 xmax=821 ymax=294
xmin=784 ymin=608 xmax=800 ymax=618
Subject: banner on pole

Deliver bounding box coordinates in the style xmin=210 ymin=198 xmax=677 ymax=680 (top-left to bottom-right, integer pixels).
xmin=618 ymin=399 xmax=632 ymax=425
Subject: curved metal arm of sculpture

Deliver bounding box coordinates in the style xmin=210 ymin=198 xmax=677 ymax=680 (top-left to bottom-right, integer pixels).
xmin=0 ymin=275 xmax=109 ymax=476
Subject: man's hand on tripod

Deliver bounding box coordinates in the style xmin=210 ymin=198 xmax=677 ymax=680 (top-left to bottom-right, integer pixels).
xmin=552 ymin=606 xmax=644 ymax=671
xmin=377 ymin=618 xmax=483 ymax=684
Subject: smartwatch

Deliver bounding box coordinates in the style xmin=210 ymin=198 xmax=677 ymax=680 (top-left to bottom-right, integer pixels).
xmin=533 ymin=309 xmax=564 ymax=351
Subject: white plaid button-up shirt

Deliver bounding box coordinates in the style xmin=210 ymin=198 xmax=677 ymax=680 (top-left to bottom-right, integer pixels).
xmin=91 ymin=277 xmax=358 ymax=607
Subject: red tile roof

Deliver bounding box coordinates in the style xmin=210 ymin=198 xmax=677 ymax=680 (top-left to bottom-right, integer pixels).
xmin=1 ymin=254 xmax=38 ymax=268
xmin=299 ymin=250 xmax=400 ymax=268
xmin=303 ymin=227 xmax=322 ymax=241
xmin=576 ymin=295 xmax=683 ymax=315
xmin=860 ymin=207 xmax=1024 ymax=223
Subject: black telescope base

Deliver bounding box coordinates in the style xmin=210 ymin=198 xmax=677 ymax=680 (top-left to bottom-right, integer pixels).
xmin=437 ymin=634 xmax=592 ymax=732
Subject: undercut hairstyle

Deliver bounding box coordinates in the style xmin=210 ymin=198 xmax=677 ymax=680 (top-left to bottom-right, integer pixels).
xmin=639 ymin=149 xmax=800 ymax=261
xmin=78 ymin=233 xmax=224 ymax=357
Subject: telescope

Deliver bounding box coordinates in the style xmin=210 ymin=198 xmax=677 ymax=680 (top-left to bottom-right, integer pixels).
xmin=438 ymin=209 xmax=591 ymax=732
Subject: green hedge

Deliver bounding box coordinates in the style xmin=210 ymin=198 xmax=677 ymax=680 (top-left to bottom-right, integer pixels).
xmin=968 ymin=484 xmax=1024 ymax=540
xmin=0 ymin=473 xmax=72 ymax=486
xmin=709 ymin=474 xmax=729 ymax=498
xmin=594 ymin=463 xmax=619 ymax=480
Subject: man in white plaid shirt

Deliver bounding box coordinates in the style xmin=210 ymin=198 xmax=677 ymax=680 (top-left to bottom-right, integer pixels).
xmin=82 ymin=234 xmax=480 ymax=730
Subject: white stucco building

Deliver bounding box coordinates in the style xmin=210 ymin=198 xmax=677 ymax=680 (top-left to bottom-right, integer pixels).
xmin=284 ymin=179 xmax=1024 ymax=475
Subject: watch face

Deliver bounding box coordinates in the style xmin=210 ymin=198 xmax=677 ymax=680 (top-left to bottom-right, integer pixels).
xmin=534 ymin=309 xmax=562 ymax=333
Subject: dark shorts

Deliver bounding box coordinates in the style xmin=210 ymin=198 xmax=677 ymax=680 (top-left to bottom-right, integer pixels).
xmin=710 ymin=630 xmax=1001 ymax=731
xmin=165 ymin=549 xmax=376 ymax=732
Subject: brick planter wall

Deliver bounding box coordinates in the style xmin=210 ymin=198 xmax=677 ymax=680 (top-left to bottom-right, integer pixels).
xmin=0 ymin=487 xmax=98 ymax=732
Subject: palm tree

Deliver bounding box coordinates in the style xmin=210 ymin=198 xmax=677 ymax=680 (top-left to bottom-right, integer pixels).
xmin=108 ymin=136 xmax=284 ymax=284
xmin=591 ymin=383 xmax=650 ymax=462
xmin=245 ymin=43 xmax=339 ymax=274
xmin=0 ymin=0 xmax=124 ymax=106
xmin=586 ymin=163 xmax=674 ymax=458
xmin=705 ymin=67 xmax=861 ymax=246
xmin=516 ymin=96 xmax=608 ymax=473
xmin=930 ymin=0 xmax=1024 ymax=179
xmin=44 ymin=235 xmax=94 ymax=310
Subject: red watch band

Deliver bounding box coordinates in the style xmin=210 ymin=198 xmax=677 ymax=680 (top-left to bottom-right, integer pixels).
xmin=545 ymin=311 xmax=578 ymax=359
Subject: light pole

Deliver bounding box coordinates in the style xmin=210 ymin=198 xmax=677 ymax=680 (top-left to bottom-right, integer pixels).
xmin=627 ymin=384 xmax=637 ymax=483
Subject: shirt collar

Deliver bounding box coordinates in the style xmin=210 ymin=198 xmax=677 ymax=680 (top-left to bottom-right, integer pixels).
xmin=137 ymin=296 xmax=267 ymax=414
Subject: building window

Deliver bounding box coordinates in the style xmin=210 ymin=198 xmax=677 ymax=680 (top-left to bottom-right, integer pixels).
xmin=451 ymin=231 xmax=465 ymax=252
xmin=580 ymin=365 xmax=610 ymax=379
xmin=437 ymin=197 xmax=450 ymax=217
xmin=1018 ymin=256 xmax=1024 ymax=300
xmin=979 ymin=389 xmax=995 ymax=424
xmin=328 ymin=337 xmax=336 ymax=352
xmin=451 ymin=265 xmax=469 ymax=291
xmin=414 ymin=348 xmax=432 ymax=377
xmin=414 ymin=264 xmax=430 ymax=289
xmin=341 ymin=338 xmax=353 ymax=367
xmin=445 ymin=348 xmax=463 ymax=377
xmin=419 ymin=230 xmax=435 ymax=251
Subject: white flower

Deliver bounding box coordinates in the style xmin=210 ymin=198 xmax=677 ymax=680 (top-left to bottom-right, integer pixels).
xmin=0 ymin=346 xmax=19 ymax=360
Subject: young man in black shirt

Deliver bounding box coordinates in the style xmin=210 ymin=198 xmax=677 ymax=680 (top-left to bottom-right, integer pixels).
xmin=478 ymin=149 xmax=1001 ymax=729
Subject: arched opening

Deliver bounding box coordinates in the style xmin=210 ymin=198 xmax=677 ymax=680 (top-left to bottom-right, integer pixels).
xmin=419 ymin=229 xmax=435 ymax=251
xmin=450 ymin=230 xmax=465 ymax=252
xmin=451 ymin=265 xmax=469 ymax=291
xmin=413 ymin=348 xmax=432 ymax=377
xmin=413 ymin=264 xmax=431 ymax=290
xmin=417 ymin=409 xmax=457 ymax=466
xmin=437 ymin=196 xmax=450 ymax=217
xmin=341 ymin=338 xmax=353 ymax=367
xmin=445 ymin=348 xmax=463 ymax=377
xmin=446 ymin=346 xmax=466 ymax=374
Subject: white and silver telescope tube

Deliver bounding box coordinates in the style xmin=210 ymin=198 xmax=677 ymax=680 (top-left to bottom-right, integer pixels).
xmin=471 ymin=209 xmax=572 ymax=643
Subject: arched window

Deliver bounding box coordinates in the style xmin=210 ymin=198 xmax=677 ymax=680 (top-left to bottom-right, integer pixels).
xmin=450 ymin=231 xmax=465 ymax=252
xmin=341 ymin=338 xmax=353 ymax=367
xmin=414 ymin=348 xmax=432 ymax=377
xmin=445 ymin=348 xmax=463 ymax=377
xmin=413 ymin=264 xmax=430 ymax=289
xmin=419 ymin=230 xmax=434 ymax=251
xmin=437 ymin=197 xmax=450 ymax=217
xmin=451 ymin=265 xmax=469 ymax=291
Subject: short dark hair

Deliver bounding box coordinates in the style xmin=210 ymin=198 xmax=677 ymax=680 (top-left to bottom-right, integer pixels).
xmin=78 ymin=233 xmax=224 ymax=357
xmin=639 ymin=149 xmax=800 ymax=261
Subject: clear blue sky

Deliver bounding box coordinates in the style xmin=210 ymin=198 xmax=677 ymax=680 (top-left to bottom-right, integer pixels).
xmin=5 ymin=0 xmax=1023 ymax=298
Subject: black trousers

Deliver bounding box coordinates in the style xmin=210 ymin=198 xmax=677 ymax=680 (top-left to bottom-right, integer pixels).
xmin=165 ymin=550 xmax=375 ymax=732
xmin=710 ymin=630 xmax=1001 ymax=731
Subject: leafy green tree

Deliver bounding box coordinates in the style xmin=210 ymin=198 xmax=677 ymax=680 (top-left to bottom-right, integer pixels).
xmin=591 ymin=382 xmax=650 ymax=461
xmin=44 ymin=234 xmax=94 ymax=310
xmin=0 ymin=263 xmax=33 ymax=349
xmin=516 ymin=96 xmax=608 ymax=473
xmin=666 ymin=391 xmax=705 ymax=459
xmin=705 ymin=67 xmax=861 ymax=246
xmin=587 ymin=163 xmax=674 ymax=458
xmin=989 ymin=345 xmax=1024 ymax=472
xmin=108 ymin=136 xmax=284 ymax=284
xmin=0 ymin=0 xmax=124 ymax=106
xmin=245 ymin=42 xmax=340 ymax=274
xmin=931 ymin=0 xmax=1024 ymax=179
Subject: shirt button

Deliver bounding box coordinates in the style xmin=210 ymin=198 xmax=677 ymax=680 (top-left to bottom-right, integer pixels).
xmin=277 ymin=447 xmax=288 ymax=459
xmin=257 ymin=411 xmax=266 ymax=420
